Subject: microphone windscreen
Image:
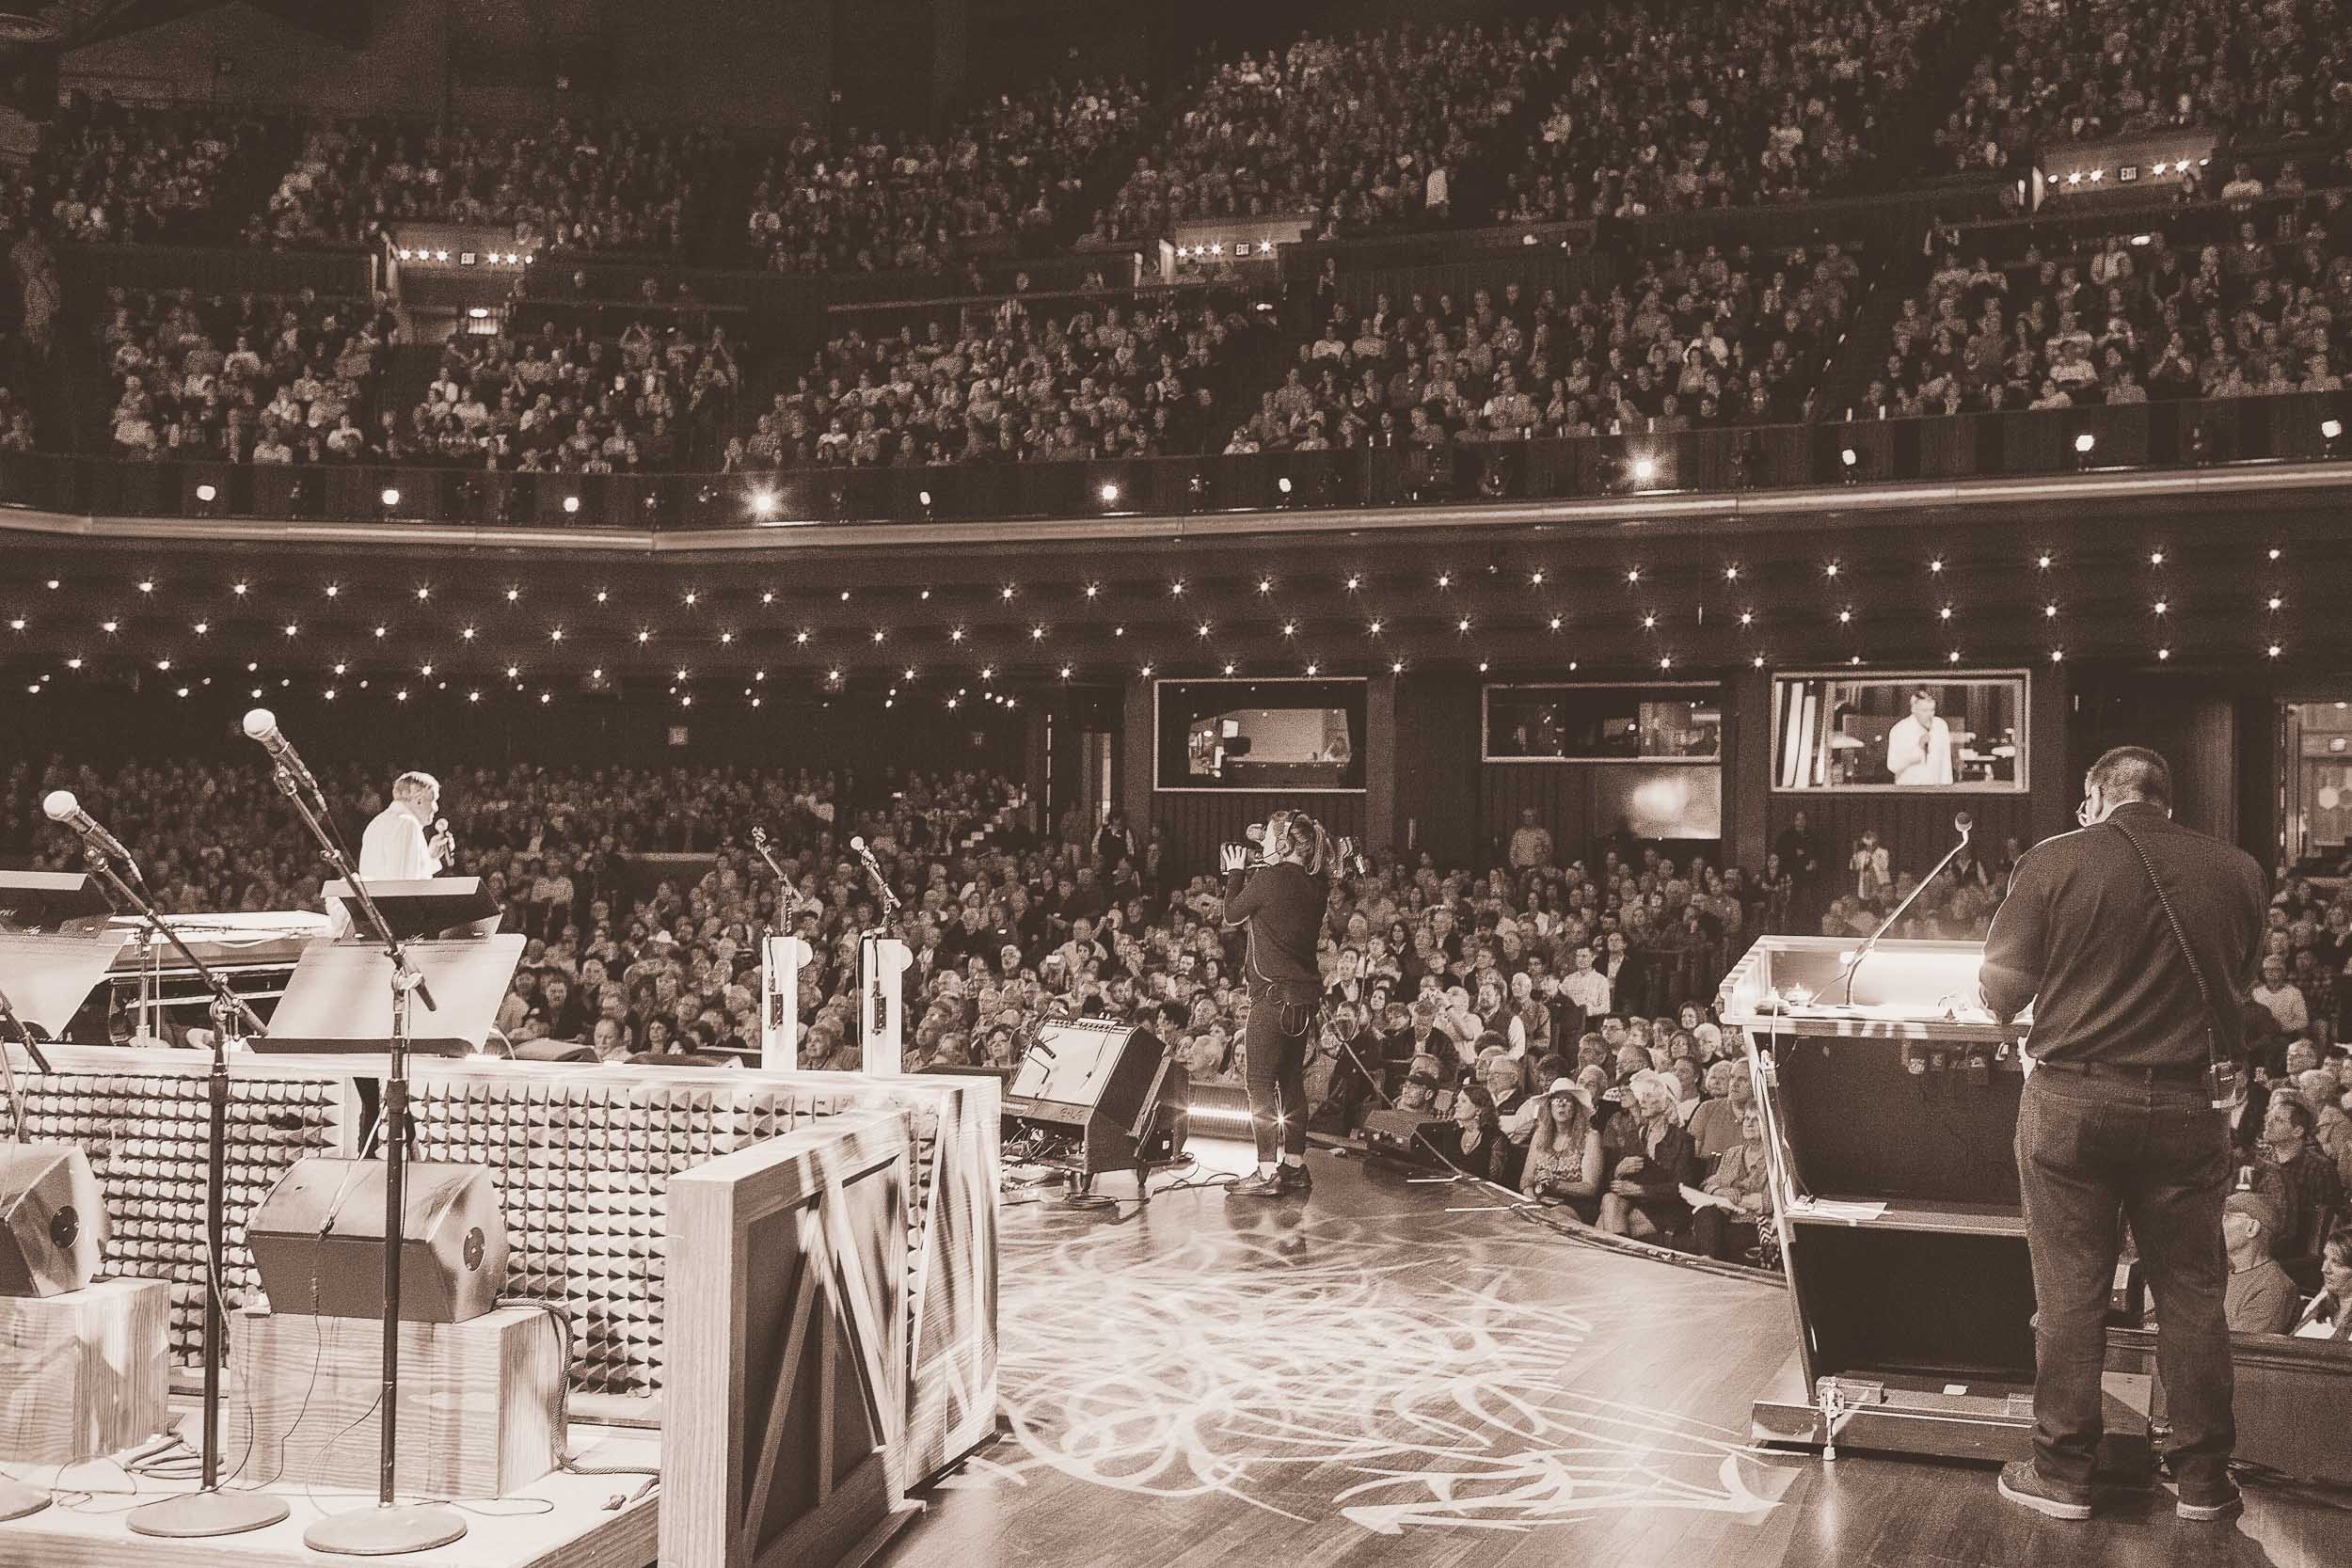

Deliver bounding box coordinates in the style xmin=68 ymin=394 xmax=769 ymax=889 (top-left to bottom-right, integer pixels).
xmin=241 ymin=707 xmax=277 ymax=739
xmin=1245 ymin=824 xmax=1265 ymax=843
xmin=1955 ymin=812 xmax=1974 ymax=833
xmin=41 ymin=788 xmax=77 ymax=822
xmin=849 ymin=836 xmax=866 ymax=852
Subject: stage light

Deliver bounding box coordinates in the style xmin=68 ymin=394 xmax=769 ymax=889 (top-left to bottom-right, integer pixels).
xmin=380 ymin=486 xmax=401 ymax=508
xmin=1099 ymin=482 xmax=1120 ymax=504
xmin=2074 ymin=432 xmax=2096 ymax=454
xmin=1277 ymin=476 xmax=1293 ymax=496
xmin=1630 ymin=455 xmax=1658 ymax=484
xmin=563 ymin=494 xmax=580 ymax=514
xmin=750 ymin=489 xmax=779 ymax=519
xmin=1840 ymin=446 xmax=1858 ymax=467
xmin=195 ymin=483 xmax=216 ymax=503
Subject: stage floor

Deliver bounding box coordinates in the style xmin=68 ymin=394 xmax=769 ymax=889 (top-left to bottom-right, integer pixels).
xmin=882 ymin=1139 xmax=2344 ymax=1568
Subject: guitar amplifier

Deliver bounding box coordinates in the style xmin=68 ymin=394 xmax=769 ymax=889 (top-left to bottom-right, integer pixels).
xmin=0 ymin=1143 xmax=106 ymax=1297
xmin=1360 ymin=1109 xmax=1447 ymax=1160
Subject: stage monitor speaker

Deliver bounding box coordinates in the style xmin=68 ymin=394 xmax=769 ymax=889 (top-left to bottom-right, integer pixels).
xmin=1006 ymin=1020 xmax=1167 ymax=1137
xmin=0 ymin=1143 xmax=105 ymax=1297
xmin=247 ymin=1158 xmax=508 ymax=1323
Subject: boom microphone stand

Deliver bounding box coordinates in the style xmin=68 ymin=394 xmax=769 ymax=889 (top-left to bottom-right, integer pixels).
xmin=66 ymin=848 xmax=289 ymax=1540
xmin=257 ymin=752 xmax=464 ymax=1556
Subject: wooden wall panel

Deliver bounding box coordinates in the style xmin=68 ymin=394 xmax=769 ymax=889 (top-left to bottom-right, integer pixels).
xmin=1763 ymin=790 xmax=2036 ymax=886
xmin=1150 ymin=793 xmax=1367 ymax=879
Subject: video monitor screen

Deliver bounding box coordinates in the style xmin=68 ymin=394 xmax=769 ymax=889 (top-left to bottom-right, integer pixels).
xmin=1484 ymin=684 xmax=1722 ymax=760
xmin=1773 ymin=674 xmax=2026 ymax=791
xmin=1156 ymin=678 xmax=1366 ymax=791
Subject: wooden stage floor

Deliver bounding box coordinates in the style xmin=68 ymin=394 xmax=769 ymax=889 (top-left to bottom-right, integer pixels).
xmin=882 ymin=1139 xmax=2344 ymax=1568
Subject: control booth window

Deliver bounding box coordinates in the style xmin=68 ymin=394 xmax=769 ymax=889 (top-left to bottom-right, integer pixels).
xmin=1483 ymin=683 xmax=1722 ymax=761
xmin=1156 ymin=678 xmax=1366 ymax=791
xmin=1772 ymin=673 xmax=2026 ymax=791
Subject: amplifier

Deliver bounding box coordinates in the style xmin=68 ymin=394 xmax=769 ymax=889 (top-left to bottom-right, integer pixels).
xmin=247 ymin=1158 xmax=508 ymax=1323
xmin=0 ymin=1143 xmax=106 ymax=1297
xmin=1360 ymin=1109 xmax=1446 ymax=1160
xmin=1003 ymin=1021 xmax=1173 ymax=1181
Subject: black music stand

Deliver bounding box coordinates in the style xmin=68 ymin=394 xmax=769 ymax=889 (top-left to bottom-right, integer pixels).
xmin=254 ymin=935 xmax=526 ymax=1059
xmin=323 ymin=879 xmax=501 ymax=942
xmin=0 ymin=871 xmax=115 ymax=933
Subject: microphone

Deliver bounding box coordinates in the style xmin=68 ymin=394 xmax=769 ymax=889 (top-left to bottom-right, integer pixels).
xmin=1841 ymin=811 xmax=1979 ymax=1005
xmin=240 ymin=707 xmax=318 ymax=793
xmin=43 ymin=790 xmax=143 ymax=882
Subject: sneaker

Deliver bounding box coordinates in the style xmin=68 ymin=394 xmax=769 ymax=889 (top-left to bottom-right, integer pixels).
xmin=2174 ymin=1481 xmax=2243 ymax=1522
xmin=1279 ymin=1162 xmax=1312 ymax=1195
xmin=1997 ymin=1460 xmax=2092 ymax=1521
xmin=1228 ymin=1171 xmax=1285 ymax=1197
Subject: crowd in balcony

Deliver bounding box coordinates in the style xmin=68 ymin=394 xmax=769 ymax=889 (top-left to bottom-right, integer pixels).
xmin=100 ymin=286 xmax=393 ymax=464
xmin=1500 ymin=0 xmax=1944 ymax=224
xmin=1242 ymin=241 xmax=1854 ymax=457
xmin=250 ymin=117 xmax=739 ymax=253
xmin=28 ymin=99 xmax=282 ymax=246
xmin=724 ymin=288 xmax=1279 ymax=467
xmin=398 ymin=314 xmax=741 ymax=471
xmin=747 ymin=76 xmax=1150 ymax=275
xmin=1936 ymin=0 xmax=2352 ymax=175
xmin=1089 ymin=21 xmax=1556 ymax=245
xmin=1869 ymin=170 xmax=2352 ymax=417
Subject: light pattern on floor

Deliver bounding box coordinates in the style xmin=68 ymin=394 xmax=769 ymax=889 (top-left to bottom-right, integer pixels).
xmin=955 ymin=1196 xmax=1790 ymax=1533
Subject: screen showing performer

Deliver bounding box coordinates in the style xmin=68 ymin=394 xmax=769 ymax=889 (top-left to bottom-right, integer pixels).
xmin=1885 ymin=689 xmax=1955 ymax=784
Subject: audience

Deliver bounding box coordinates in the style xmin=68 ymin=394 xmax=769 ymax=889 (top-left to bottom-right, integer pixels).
xmin=253 ymin=117 xmax=739 ymax=253
xmin=738 ymin=289 xmax=1279 ymax=467
xmin=99 ymin=286 xmax=393 ymax=464
xmin=33 ymin=99 xmax=282 ymax=246
xmin=1095 ymin=23 xmax=1553 ymax=245
xmin=752 ymin=78 xmax=1150 ymax=275
xmin=402 ymin=313 xmax=740 ymax=471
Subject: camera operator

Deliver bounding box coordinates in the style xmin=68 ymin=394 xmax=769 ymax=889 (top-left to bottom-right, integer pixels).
xmin=1219 ymin=810 xmax=1343 ymax=1198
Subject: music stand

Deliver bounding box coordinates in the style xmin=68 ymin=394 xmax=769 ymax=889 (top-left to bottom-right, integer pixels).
xmin=254 ymin=936 xmax=525 ymax=1059
xmin=0 ymin=871 xmax=115 ymax=933
xmin=324 ymin=879 xmax=501 ymax=942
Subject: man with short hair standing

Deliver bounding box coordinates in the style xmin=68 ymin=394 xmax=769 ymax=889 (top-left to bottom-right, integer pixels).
xmin=1980 ymin=746 xmax=2265 ymax=1522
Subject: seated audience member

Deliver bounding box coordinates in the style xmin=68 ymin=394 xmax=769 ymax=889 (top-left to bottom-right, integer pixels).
xmin=1437 ymin=1083 xmax=1502 ymax=1181
xmin=2288 ymin=1230 xmax=2352 ymax=1341
xmin=2222 ymin=1190 xmax=2300 ymax=1336
xmin=1688 ymin=1060 xmax=1754 ymax=1160
xmin=1689 ymin=1103 xmax=1772 ymax=1262
xmin=1597 ymin=1069 xmax=1698 ymax=1241
xmin=1520 ymin=1077 xmax=1604 ymax=1221
xmin=2252 ymin=1094 xmax=2345 ymax=1287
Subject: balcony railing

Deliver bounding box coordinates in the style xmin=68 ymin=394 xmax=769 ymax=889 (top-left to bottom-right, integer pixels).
xmin=6 ymin=391 xmax=2344 ymax=533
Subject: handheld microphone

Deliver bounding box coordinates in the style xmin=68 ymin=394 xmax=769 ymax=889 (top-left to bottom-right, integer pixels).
xmin=43 ymin=790 xmax=144 ymax=882
xmin=240 ymin=707 xmax=318 ymax=793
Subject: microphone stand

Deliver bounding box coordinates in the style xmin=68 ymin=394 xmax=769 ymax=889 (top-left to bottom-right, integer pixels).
xmin=1840 ymin=817 xmax=1974 ymax=1006
xmin=72 ymin=847 xmax=288 ymax=1540
xmin=261 ymin=765 xmax=463 ymax=1558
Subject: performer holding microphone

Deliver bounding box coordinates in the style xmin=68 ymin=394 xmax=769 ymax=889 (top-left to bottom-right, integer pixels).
xmin=360 ymin=770 xmax=454 ymax=880
xmin=1220 ymin=809 xmax=1340 ymax=1199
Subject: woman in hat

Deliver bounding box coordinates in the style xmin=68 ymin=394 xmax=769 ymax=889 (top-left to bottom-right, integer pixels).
xmin=1522 ymin=1077 xmax=1603 ymax=1221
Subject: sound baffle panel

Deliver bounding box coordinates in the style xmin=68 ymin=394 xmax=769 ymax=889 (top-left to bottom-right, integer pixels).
xmin=3 ymin=1053 xmax=357 ymax=1367
xmin=401 ymin=1062 xmax=998 ymax=1483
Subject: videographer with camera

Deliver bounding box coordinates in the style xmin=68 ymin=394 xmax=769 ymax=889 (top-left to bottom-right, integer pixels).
xmin=1218 ymin=810 xmax=1363 ymax=1198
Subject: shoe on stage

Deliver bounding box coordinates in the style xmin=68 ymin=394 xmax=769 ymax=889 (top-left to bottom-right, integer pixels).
xmin=1228 ymin=1170 xmax=1286 ymax=1197
xmin=1997 ymin=1460 xmax=2092 ymax=1521
xmin=1279 ymin=1162 xmax=1312 ymax=1195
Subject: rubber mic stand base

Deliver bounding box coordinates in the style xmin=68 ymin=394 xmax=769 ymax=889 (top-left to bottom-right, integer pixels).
xmin=126 ymin=1486 xmax=292 ymax=1538
xmin=0 ymin=1475 xmax=49 ymax=1521
xmin=303 ymin=1500 xmax=469 ymax=1557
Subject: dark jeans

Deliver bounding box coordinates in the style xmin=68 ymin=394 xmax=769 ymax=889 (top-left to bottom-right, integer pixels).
xmin=1243 ymin=980 xmax=1313 ymax=1164
xmin=2016 ymin=1067 xmax=2234 ymax=1496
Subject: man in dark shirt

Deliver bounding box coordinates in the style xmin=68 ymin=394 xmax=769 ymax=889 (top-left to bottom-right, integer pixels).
xmin=1219 ymin=810 xmax=1334 ymax=1197
xmin=1979 ymin=747 xmax=2265 ymax=1523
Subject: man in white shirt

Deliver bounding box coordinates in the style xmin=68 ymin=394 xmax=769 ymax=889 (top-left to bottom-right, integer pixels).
xmin=1886 ymin=688 xmax=1955 ymax=784
xmin=360 ymin=771 xmax=453 ymax=881
xmin=1558 ymin=943 xmax=1612 ymax=1021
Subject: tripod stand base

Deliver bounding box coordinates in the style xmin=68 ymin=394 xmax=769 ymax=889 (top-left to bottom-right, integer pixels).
xmin=0 ymin=1475 xmax=49 ymax=1521
xmin=126 ymin=1485 xmax=292 ymax=1538
xmin=303 ymin=1501 xmax=469 ymax=1557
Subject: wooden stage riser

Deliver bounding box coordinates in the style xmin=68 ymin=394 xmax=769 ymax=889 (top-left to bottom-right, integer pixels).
xmin=8 ymin=1046 xmax=1000 ymax=1487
